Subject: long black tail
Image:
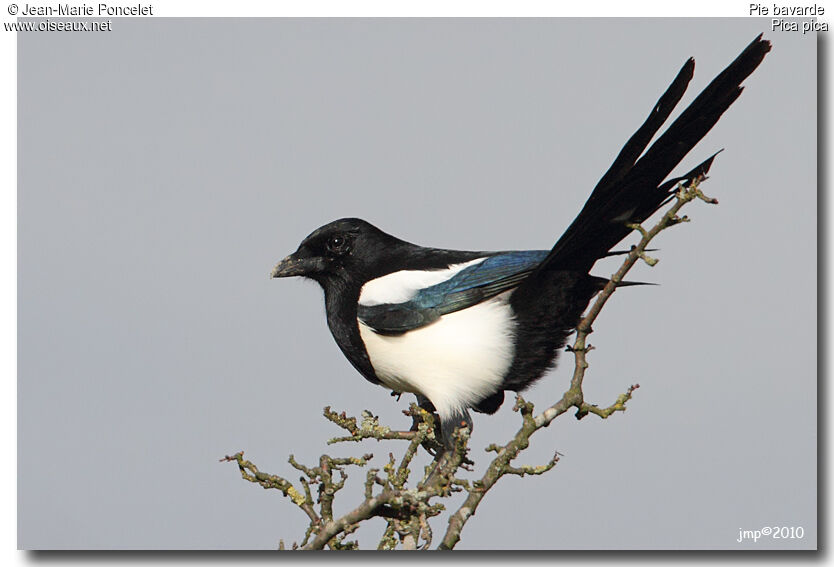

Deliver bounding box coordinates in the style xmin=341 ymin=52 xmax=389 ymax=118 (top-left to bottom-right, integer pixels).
xmin=539 ymin=35 xmax=771 ymax=273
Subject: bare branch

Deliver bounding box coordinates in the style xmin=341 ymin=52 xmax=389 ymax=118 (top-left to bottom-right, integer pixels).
xmin=220 ymin=452 xmax=319 ymax=526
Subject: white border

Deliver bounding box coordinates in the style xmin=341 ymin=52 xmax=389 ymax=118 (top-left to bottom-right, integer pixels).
xmin=2 ymin=1 xmax=829 ymax=564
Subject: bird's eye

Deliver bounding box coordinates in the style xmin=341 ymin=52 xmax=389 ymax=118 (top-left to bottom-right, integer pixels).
xmin=326 ymin=234 xmax=348 ymax=254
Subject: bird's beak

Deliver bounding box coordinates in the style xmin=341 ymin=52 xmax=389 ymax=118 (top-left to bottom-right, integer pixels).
xmin=270 ymin=254 xmax=323 ymax=278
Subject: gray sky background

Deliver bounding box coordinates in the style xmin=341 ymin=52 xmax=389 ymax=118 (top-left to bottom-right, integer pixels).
xmin=18 ymin=19 xmax=816 ymax=550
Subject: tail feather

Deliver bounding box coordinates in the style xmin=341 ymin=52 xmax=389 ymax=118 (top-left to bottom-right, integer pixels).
xmin=538 ymin=35 xmax=771 ymax=273
xmin=657 ymin=151 xmax=721 ymax=208
xmin=585 ymin=58 xmax=695 ymax=214
xmin=589 ymin=275 xmax=658 ymax=290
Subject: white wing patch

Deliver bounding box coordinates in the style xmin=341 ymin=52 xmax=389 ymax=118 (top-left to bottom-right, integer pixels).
xmin=358 ymin=257 xmax=487 ymax=307
xmin=357 ymin=293 xmax=515 ymax=421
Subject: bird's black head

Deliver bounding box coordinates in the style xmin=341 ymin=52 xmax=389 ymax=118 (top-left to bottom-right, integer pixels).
xmin=271 ymin=218 xmax=402 ymax=288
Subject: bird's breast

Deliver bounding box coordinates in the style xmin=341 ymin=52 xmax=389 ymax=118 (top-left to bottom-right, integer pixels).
xmin=356 ymin=294 xmax=516 ymax=419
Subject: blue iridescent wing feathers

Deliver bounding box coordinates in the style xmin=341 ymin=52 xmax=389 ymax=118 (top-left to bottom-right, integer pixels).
xmin=358 ymin=250 xmax=548 ymax=335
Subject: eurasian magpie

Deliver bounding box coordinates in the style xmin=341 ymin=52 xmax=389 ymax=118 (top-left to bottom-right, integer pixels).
xmin=271 ymin=36 xmax=770 ymax=444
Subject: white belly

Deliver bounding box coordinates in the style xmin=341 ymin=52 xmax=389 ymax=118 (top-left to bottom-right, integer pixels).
xmin=357 ymin=295 xmax=516 ymax=421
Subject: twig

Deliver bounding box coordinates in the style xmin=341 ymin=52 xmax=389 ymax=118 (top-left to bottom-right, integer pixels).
xmin=220 ymin=452 xmax=319 ymax=526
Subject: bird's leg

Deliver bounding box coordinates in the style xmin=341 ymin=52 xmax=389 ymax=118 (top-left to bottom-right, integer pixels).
xmin=409 ymin=394 xmax=443 ymax=455
xmin=440 ymin=410 xmax=473 ymax=449
xmin=413 ymin=395 xmax=473 ymax=448
xmin=413 ymin=395 xmax=474 ymax=448
xmin=409 ymin=395 xmax=475 ymax=457
xmin=421 ymin=410 xmax=473 ymax=488
xmin=414 ymin=394 xmax=436 ymax=413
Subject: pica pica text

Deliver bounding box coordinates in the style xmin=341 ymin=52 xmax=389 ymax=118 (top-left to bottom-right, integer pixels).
xmin=271 ymin=36 xmax=771 ymax=444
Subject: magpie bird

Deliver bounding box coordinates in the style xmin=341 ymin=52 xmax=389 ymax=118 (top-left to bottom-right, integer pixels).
xmin=271 ymin=36 xmax=770 ymax=443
